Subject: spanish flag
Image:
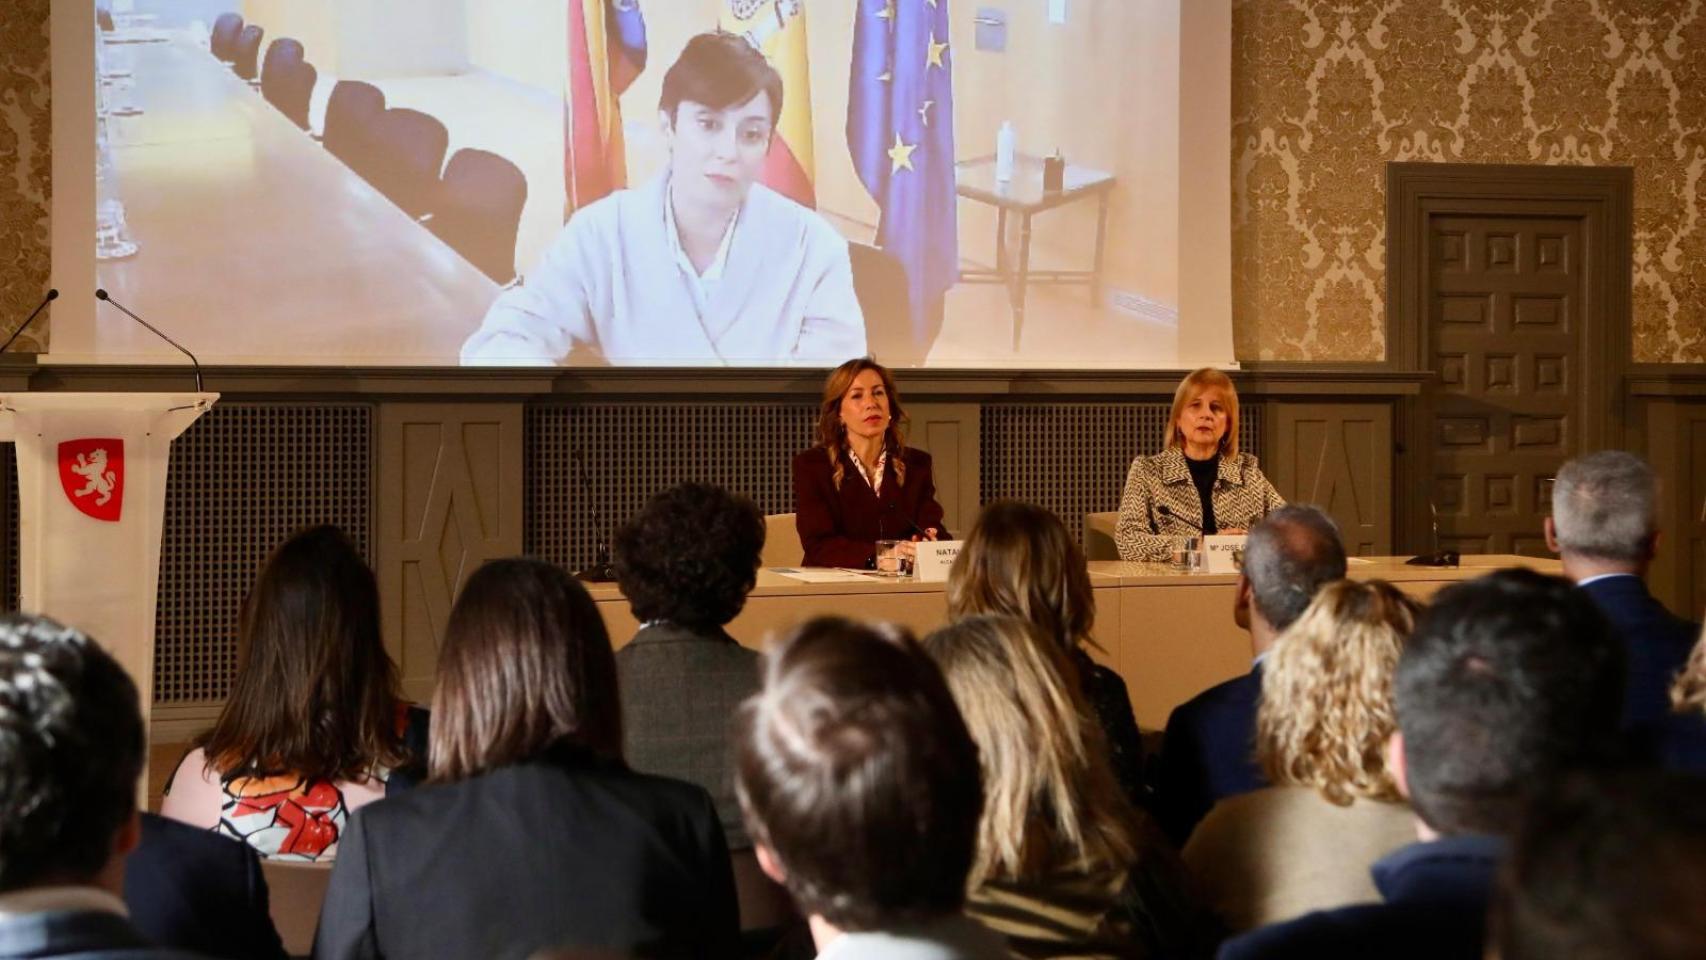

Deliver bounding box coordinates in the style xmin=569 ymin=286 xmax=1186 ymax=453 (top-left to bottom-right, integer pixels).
xmin=566 ymin=0 xmax=647 ymax=214
xmin=720 ymin=1 xmax=816 ymax=208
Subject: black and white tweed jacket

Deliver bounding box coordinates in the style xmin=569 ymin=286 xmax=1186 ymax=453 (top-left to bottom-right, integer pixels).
xmin=1114 ymin=447 xmax=1286 ymax=561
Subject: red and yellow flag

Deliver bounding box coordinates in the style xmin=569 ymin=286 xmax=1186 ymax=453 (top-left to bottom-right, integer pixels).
xmin=566 ymin=0 xmax=648 ymax=214
xmin=720 ymin=1 xmax=816 ymax=208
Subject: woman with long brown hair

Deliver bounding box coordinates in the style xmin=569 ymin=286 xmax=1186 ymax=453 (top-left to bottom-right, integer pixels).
xmin=923 ymin=615 xmax=1200 ymax=959
xmin=161 ymin=525 xmax=423 ymax=861
xmin=313 ymin=557 xmax=737 ymax=960
xmin=793 ymin=356 xmax=947 ymax=567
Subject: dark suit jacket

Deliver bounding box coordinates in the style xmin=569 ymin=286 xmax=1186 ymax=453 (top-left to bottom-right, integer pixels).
xmin=1072 ymin=650 xmax=1148 ymax=807
xmin=1579 ymin=575 xmax=1698 ymax=729
xmin=312 ymin=749 xmax=739 ymax=960
xmin=123 ymin=814 xmax=285 ymax=960
xmin=614 ymin=623 xmax=761 ymax=849
xmin=0 ymin=909 xmax=209 ymax=960
xmin=1217 ymin=834 xmax=1502 ymax=960
xmin=792 ymin=447 xmax=948 ymax=568
xmin=1154 ymin=665 xmax=1266 ymax=846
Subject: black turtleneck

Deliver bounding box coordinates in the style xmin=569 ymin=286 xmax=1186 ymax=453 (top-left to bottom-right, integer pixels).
xmin=1186 ymin=453 xmax=1219 ymax=534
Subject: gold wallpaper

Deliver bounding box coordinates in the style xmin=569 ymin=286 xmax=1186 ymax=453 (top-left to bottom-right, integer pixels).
xmin=1232 ymin=0 xmax=1706 ymax=363
xmin=0 ymin=0 xmax=50 ymax=353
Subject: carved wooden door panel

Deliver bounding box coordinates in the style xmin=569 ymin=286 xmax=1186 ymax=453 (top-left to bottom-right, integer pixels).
xmin=1426 ymin=215 xmax=1583 ymax=557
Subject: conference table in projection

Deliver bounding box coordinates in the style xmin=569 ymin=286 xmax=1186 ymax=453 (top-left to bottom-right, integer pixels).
xmin=98 ymin=32 xmax=496 ymax=363
xmin=586 ymin=556 xmax=1562 ymax=730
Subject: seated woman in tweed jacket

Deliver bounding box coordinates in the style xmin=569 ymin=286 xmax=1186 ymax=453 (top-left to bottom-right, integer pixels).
xmin=1115 ymin=368 xmax=1286 ymax=561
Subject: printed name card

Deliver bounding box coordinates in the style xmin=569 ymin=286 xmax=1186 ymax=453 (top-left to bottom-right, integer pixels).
xmin=913 ymin=540 xmax=963 ymax=582
xmin=1203 ymin=534 xmax=1248 ymax=575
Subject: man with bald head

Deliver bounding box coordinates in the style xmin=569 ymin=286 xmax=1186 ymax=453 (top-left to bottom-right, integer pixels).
xmin=1153 ymin=504 xmax=1349 ymax=845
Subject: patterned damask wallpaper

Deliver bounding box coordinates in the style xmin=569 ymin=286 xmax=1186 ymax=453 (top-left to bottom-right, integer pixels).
xmin=1232 ymin=0 xmax=1706 ymax=363
xmin=0 ymin=0 xmax=50 ymax=353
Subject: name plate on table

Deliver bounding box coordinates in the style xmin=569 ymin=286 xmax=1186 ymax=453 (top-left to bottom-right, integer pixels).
xmin=913 ymin=541 xmax=964 ymax=582
xmin=1203 ymin=535 xmax=1248 ymax=574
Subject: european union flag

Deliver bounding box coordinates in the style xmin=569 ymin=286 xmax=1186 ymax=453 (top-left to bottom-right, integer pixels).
xmin=847 ymin=0 xmax=958 ymax=347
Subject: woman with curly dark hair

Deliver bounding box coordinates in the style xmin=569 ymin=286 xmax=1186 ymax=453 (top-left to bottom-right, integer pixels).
xmin=612 ymin=481 xmax=766 ymax=851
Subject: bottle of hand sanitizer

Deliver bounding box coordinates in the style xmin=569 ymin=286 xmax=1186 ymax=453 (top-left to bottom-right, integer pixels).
xmin=995 ymin=121 xmax=1016 ymax=183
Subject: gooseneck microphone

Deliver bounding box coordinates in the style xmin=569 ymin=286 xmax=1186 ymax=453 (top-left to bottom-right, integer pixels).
xmin=0 ymin=289 xmax=58 ymax=355
xmin=94 ymin=289 xmax=204 ymax=393
xmin=1156 ymin=504 xmax=1203 ymax=533
xmin=572 ymin=447 xmax=617 ymax=582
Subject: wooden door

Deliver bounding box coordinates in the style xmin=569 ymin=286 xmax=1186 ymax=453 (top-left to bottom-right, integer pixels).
xmin=1427 ymin=216 xmax=1582 ymax=556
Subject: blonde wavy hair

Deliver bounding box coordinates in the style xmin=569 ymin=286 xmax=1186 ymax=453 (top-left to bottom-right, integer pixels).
xmin=1256 ymin=579 xmax=1420 ymax=806
xmin=814 ymin=357 xmax=909 ymax=491
xmin=1164 ymin=367 xmax=1240 ymax=458
xmin=922 ymin=614 xmax=1137 ymax=888
xmin=1669 ymin=622 xmax=1706 ymax=715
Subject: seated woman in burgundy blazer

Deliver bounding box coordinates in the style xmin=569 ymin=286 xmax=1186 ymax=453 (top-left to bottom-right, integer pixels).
xmin=794 ymin=357 xmax=948 ymax=567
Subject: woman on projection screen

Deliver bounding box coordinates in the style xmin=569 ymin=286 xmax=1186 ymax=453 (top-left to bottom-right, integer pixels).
xmin=461 ymin=31 xmax=866 ymax=367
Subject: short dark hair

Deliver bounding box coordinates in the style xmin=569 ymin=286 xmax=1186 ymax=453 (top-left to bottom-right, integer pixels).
xmin=1242 ymin=505 xmax=1348 ymax=630
xmin=1396 ymin=569 xmax=1625 ymax=837
xmin=735 ymin=617 xmax=982 ymax=930
xmin=198 ymin=525 xmax=407 ymax=782
xmin=659 ymin=31 xmax=783 ymax=127
xmin=0 ymin=614 xmax=144 ymax=891
xmin=1492 ymin=771 xmax=1706 ymax=960
xmin=429 ymin=558 xmax=621 ymax=781
xmin=613 ymin=483 xmax=765 ymax=631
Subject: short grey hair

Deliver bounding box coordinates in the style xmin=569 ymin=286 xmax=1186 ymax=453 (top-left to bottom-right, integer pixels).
xmin=1243 ymin=505 xmax=1348 ymax=631
xmin=1551 ymin=451 xmax=1657 ymax=563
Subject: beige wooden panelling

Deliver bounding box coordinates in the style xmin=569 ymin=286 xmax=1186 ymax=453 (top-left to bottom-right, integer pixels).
xmin=1263 ymin=402 xmax=1394 ymax=556
xmin=905 ymin=402 xmax=981 ymax=539
xmin=1642 ymin=399 xmax=1706 ymax=621
xmin=377 ymin=403 xmax=523 ymax=703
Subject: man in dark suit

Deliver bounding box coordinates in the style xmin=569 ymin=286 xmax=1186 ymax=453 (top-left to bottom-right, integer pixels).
xmin=1220 ymin=570 xmax=1628 ymax=960
xmin=0 ymin=614 xmax=205 ymax=959
xmin=612 ymin=482 xmax=765 ymax=851
xmin=124 ymin=814 xmax=285 ymax=960
xmin=1544 ymin=450 xmax=1698 ymax=729
xmin=1153 ymin=504 xmax=1347 ymax=845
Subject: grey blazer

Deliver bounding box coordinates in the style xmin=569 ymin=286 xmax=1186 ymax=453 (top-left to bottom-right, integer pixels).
xmin=1115 ymin=448 xmax=1286 ymax=561
xmin=614 ymin=622 xmax=761 ymax=849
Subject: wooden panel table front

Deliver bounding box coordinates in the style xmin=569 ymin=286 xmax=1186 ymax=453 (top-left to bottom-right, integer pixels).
xmin=585 ymin=555 xmax=1561 ymax=729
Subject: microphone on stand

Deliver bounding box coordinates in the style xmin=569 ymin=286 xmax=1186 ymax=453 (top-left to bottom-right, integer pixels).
xmin=93 ymin=289 xmax=204 ymax=393
xmin=0 ymin=289 xmax=58 ymax=354
xmin=573 ymin=447 xmax=617 ymax=582
xmin=1406 ymin=502 xmax=1459 ymax=567
xmin=1157 ymin=504 xmax=1203 ymax=533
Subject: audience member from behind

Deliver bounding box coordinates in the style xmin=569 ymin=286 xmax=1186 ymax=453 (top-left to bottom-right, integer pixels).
xmin=1154 ymin=504 xmax=1347 ymax=845
xmin=124 ymin=813 xmax=286 ymax=960
xmin=947 ymin=500 xmax=1146 ymax=806
xmin=1184 ymin=580 xmax=1420 ymax=932
xmin=613 ymin=482 xmax=765 ymax=850
xmin=314 ymin=559 xmax=737 ymax=960
xmin=1489 ymin=771 xmax=1706 ymax=960
xmin=163 ymin=525 xmax=426 ymax=861
xmin=734 ymin=617 xmax=1005 ymax=958
xmin=1220 ymin=569 xmax=1627 ymax=960
xmin=0 ymin=614 xmax=205 ymax=959
xmin=1545 ymin=450 xmax=1697 ymax=728
xmin=924 ymin=615 xmax=1200 ymax=960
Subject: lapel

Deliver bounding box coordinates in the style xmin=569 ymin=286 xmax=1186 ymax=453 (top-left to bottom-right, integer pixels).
xmin=700 ymin=186 xmax=770 ymax=348
xmin=639 ymin=176 xmax=725 ymax=358
xmin=1155 ymin=448 xmax=1204 ymax=531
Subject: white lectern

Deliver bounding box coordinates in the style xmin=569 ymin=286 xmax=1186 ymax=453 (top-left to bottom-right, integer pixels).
xmin=0 ymin=392 xmax=216 ymax=715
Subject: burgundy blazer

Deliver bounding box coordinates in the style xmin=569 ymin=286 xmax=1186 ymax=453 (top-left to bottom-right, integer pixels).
xmin=793 ymin=446 xmax=949 ymax=568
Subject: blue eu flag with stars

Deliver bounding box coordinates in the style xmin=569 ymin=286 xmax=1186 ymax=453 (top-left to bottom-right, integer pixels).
xmin=847 ymin=0 xmax=958 ymax=346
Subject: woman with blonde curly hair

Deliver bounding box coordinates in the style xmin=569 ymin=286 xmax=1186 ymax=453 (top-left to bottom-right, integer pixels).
xmin=1660 ymin=625 xmax=1706 ymax=772
xmin=1182 ymin=579 xmax=1421 ymax=932
xmin=923 ymin=615 xmax=1200 ymax=960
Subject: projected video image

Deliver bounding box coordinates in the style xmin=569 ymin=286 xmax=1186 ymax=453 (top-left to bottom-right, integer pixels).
xmin=90 ymin=0 xmax=1178 ymax=367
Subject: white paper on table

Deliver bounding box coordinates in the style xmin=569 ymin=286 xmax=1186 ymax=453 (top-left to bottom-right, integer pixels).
xmin=771 ymin=567 xmax=886 ymax=583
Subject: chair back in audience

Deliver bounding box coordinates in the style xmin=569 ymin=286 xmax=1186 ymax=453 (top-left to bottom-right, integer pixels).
xmin=231 ymin=25 xmax=265 ymax=82
xmin=429 ymin=148 xmax=528 ymax=283
xmin=762 ymin=514 xmax=804 ymax=568
xmin=1083 ymin=511 xmax=1119 ymax=561
xmin=210 ymin=13 xmax=244 ymax=61
xmin=848 ymin=241 xmax=924 ymax=364
xmin=730 ymin=848 xmax=797 ymax=933
xmin=260 ymin=859 xmax=332 ymax=958
xmin=323 ymin=80 xmax=386 ymax=168
xmin=369 ymin=108 xmax=450 ymax=219
xmin=261 ymin=42 xmax=316 ymax=131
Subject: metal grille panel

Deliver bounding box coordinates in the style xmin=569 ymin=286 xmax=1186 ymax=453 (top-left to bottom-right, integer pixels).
xmin=526 ymin=402 xmax=817 ymax=571
xmin=980 ymin=402 xmax=1264 ymax=545
xmin=153 ymin=403 xmax=372 ymax=704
